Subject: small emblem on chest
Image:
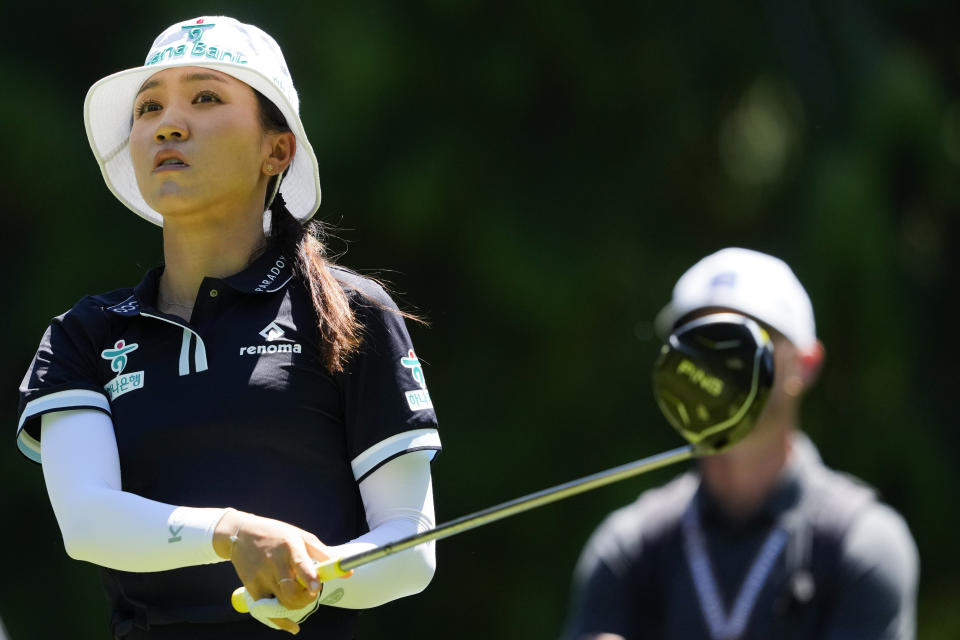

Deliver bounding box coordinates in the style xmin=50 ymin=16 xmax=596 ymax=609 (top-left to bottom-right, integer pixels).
xmin=101 ymin=340 xmax=146 ymax=401
xmin=259 ymin=321 xmax=286 ymax=341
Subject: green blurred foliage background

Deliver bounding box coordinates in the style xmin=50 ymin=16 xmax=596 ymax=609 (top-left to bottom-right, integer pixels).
xmin=1 ymin=1 xmax=957 ymax=638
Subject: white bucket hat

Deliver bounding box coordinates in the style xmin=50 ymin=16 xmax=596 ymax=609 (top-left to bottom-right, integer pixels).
xmin=84 ymin=16 xmax=321 ymax=227
xmin=654 ymin=247 xmax=817 ymax=351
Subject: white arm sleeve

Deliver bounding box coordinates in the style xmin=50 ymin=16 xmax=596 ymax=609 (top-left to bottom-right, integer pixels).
xmin=40 ymin=409 xmax=226 ymax=570
xmin=317 ymin=449 xmax=437 ymax=609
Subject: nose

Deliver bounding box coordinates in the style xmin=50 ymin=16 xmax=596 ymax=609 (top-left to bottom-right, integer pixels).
xmin=154 ymin=115 xmax=189 ymax=143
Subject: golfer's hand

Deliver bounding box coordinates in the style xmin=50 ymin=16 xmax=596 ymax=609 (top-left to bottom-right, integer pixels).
xmin=238 ymin=590 xmax=323 ymax=635
xmin=214 ymin=510 xmax=327 ymax=633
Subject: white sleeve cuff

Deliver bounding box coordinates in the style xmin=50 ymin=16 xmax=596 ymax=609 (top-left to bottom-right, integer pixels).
xmin=168 ymin=506 xmax=231 ymax=565
xmin=350 ymin=428 xmax=441 ymax=482
xmin=17 ymin=389 xmax=111 ymax=463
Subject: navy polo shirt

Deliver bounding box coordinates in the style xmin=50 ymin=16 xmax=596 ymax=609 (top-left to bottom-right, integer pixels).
xmin=17 ymin=246 xmax=441 ymax=636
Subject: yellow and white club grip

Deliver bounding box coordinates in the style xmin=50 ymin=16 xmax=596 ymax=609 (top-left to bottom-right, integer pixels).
xmin=231 ymin=557 xmax=348 ymax=613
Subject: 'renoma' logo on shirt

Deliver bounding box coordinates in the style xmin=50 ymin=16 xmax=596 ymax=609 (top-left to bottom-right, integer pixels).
xmin=239 ymin=321 xmax=302 ymax=356
xmin=259 ymin=321 xmax=286 ymax=341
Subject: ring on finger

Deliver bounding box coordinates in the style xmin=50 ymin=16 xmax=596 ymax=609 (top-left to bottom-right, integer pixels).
xmin=278 ymin=578 xmax=296 ymax=585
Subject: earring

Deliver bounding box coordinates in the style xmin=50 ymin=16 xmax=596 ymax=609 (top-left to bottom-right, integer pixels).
xmin=265 ymin=163 xmax=275 ymax=174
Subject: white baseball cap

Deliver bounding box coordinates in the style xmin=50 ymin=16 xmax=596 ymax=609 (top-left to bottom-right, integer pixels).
xmin=654 ymin=248 xmax=817 ymax=351
xmin=84 ymin=16 xmax=321 ymax=227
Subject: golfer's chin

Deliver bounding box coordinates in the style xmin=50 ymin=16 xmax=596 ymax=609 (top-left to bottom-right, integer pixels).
xmin=143 ymin=186 xmax=215 ymax=223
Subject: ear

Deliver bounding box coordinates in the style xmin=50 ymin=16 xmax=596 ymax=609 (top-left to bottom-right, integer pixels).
xmin=263 ymin=131 xmax=297 ymax=175
xmin=799 ymin=339 xmax=825 ymax=387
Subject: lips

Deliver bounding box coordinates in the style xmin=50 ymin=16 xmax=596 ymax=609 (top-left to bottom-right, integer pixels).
xmin=153 ymin=150 xmax=190 ymax=172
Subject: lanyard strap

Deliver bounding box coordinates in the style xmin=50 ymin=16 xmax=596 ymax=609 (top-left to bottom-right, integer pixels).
xmin=682 ymin=503 xmax=789 ymax=640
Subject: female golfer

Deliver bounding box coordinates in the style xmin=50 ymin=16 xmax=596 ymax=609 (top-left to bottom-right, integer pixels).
xmin=16 ymin=16 xmax=441 ymax=639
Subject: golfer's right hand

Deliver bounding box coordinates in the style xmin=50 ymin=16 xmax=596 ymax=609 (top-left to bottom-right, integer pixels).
xmin=213 ymin=509 xmax=325 ymax=633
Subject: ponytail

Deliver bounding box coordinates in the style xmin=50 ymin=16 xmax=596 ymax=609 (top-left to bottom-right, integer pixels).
xmin=269 ymin=194 xmax=362 ymax=373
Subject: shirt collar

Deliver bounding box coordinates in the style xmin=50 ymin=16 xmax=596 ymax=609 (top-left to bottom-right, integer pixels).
xmin=105 ymin=245 xmax=294 ymax=317
xmin=221 ymin=245 xmax=294 ymax=294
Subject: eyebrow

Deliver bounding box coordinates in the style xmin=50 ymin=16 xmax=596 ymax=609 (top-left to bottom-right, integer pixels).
xmin=136 ymin=72 xmax=228 ymax=97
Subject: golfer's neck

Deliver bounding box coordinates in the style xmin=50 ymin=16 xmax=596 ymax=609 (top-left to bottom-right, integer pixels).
xmin=700 ymin=421 xmax=793 ymax=521
xmin=160 ymin=217 xmax=266 ymax=307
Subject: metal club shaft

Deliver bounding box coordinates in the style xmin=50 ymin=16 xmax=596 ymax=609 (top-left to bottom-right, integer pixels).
xmin=336 ymin=443 xmax=695 ymax=573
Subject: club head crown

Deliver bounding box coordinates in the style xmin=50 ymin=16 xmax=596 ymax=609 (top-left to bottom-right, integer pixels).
xmin=652 ymin=312 xmax=774 ymax=454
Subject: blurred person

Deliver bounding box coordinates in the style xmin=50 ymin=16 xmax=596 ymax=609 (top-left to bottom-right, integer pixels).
xmin=15 ymin=16 xmax=441 ymax=639
xmin=561 ymin=248 xmax=918 ymax=640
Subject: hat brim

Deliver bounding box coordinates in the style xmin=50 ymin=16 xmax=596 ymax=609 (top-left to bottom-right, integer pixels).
xmin=84 ymin=59 xmax=321 ymax=227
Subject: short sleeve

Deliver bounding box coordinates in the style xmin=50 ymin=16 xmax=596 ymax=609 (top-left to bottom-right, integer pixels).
xmin=16 ymin=305 xmax=112 ymax=463
xmin=823 ymin=502 xmax=920 ymax=640
xmin=338 ymin=282 xmax=441 ymax=483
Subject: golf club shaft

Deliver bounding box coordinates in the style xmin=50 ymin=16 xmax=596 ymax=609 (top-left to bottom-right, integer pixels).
xmin=328 ymin=443 xmax=696 ymax=577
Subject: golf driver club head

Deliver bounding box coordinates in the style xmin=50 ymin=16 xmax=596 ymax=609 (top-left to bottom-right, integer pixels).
xmin=652 ymin=312 xmax=774 ymax=454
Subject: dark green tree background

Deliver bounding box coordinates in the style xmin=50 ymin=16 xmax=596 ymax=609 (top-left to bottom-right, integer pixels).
xmin=1 ymin=2 xmax=957 ymax=638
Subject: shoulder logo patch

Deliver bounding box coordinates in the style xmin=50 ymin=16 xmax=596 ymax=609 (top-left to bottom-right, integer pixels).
xmin=101 ymin=340 xmax=145 ymax=401
xmin=101 ymin=340 xmax=138 ymax=373
xmin=400 ymin=350 xmax=433 ymax=411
